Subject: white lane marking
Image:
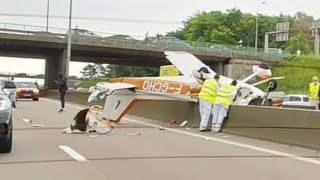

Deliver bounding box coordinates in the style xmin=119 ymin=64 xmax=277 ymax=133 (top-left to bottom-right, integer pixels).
xmin=59 ymin=145 xmax=87 ymax=162
xmin=126 ymin=118 xmax=320 ymax=165
xmin=42 ymin=98 xmax=320 ymax=166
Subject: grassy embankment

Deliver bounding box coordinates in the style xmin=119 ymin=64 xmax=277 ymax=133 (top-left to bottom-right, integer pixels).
xmin=271 ymin=55 xmax=320 ymax=94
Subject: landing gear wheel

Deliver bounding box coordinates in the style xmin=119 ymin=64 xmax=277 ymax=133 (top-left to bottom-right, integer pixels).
xmin=267 ymin=79 xmax=278 ymax=92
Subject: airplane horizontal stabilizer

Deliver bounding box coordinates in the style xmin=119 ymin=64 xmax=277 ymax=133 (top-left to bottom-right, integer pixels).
xmin=251 ymin=77 xmax=285 ymax=87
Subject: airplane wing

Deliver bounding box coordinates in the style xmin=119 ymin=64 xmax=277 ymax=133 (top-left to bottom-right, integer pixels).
xmin=164 ymin=51 xmax=215 ymax=77
xmin=87 ymin=82 xmax=136 ymax=103
xmin=251 ymin=77 xmax=285 ymax=87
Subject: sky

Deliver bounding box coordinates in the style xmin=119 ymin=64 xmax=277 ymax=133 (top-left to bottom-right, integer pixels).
xmin=0 ymin=0 xmax=318 ymax=77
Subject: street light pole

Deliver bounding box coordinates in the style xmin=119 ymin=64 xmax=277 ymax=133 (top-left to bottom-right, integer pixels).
xmin=66 ymin=0 xmax=73 ymax=77
xmin=46 ymin=0 xmax=49 ymax=31
xmin=254 ymin=1 xmax=266 ymax=55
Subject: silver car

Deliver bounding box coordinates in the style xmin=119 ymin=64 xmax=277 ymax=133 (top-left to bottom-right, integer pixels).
xmin=0 ymin=80 xmax=17 ymax=108
xmin=0 ymin=88 xmax=13 ymax=153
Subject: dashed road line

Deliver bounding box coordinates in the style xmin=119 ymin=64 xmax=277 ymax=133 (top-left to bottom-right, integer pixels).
xmin=59 ymin=145 xmax=87 ymax=162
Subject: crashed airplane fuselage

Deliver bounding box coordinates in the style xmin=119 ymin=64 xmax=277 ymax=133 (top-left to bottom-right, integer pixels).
xmin=84 ymin=51 xmax=284 ymax=123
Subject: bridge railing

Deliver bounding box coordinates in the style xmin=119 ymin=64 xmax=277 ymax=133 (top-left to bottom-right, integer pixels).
xmin=0 ymin=22 xmax=68 ymax=34
xmin=0 ymin=22 xmax=279 ymax=61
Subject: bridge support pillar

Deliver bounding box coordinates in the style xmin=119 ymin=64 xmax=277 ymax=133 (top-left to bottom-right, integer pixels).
xmin=225 ymin=59 xmax=262 ymax=80
xmin=59 ymin=49 xmax=68 ymax=77
xmin=218 ymin=62 xmax=224 ymax=76
xmin=44 ymin=49 xmax=69 ymax=89
xmin=45 ymin=56 xmax=60 ymax=89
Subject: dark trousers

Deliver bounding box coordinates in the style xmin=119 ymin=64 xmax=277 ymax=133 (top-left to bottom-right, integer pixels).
xmin=60 ymin=92 xmax=65 ymax=109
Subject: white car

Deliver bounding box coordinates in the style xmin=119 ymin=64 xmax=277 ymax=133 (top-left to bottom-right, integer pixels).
xmin=0 ymin=80 xmax=17 ymax=108
xmin=281 ymin=94 xmax=315 ymax=109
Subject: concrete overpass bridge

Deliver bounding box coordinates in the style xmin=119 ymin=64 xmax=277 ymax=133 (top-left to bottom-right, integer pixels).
xmin=0 ymin=22 xmax=281 ymax=89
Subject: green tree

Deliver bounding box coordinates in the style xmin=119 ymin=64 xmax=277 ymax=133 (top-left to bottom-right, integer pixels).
xmin=166 ymin=30 xmax=185 ymax=40
xmin=106 ymin=65 xmax=159 ymax=78
xmin=80 ymin=63 xmax=109 ymax=79
xmin=172 ymin=8 xmax=315 ymax=53
xmin=288 ymin=12 xmax=314 ymax=52
xmin=285 ymin=34 xmax=311 ymax=55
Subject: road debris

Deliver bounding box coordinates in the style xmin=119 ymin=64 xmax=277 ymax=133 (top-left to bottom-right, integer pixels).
xmin=170 ymin=119 xmax=177 ymax=124
xmin=23 ymin=118 xmax=32 ymax=123
xmin=159 ymin=126 xmax=166 ymax=130
xmin=125 ymin=132 xmax=141 ymax=136
xmin=62 ymin=127 xmax=86 ymax=134
xmin=32 ymin=123 xmax=45 ymax=127
xmin=180 ymin=120 xmax=188 ymax=127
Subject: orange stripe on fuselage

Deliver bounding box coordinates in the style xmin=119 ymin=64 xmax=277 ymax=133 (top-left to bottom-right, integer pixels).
xmin=110 ymin=77 xmax=193 ymax=95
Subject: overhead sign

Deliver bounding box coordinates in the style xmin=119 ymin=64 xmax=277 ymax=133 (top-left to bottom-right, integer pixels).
xmin=276 ymin=22 xmax=289 ymax=42
xmin=159 ymin=65 xmax=179 ymax=77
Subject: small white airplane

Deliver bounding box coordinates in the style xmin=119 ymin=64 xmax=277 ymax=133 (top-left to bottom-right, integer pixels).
xmin=67 ymin=51 xmax=284 ymax=133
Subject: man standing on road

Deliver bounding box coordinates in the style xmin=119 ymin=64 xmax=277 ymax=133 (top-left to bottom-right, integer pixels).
xmin=198 ymin=74 xmax=220 ymax=132
xmin=212 ymin=80 xmax=238 ymax=133
xmin=55 ymin=73 xmax=68 ymax=112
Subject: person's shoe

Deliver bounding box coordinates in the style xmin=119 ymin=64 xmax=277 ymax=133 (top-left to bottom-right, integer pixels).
xmin=58 ymin=109 xmax=65 ymax=112
xmin=199 ymin=128 xmax=211 ymax=132
xmin=213 ymin=124 xmax=222 ymax=133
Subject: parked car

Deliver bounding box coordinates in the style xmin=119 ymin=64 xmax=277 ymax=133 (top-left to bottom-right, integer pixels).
xmin=15 ymin=82 xmax=39 ymax=101
xmin=68 ymin=28 xmax=101 ymax=38
xmin=152 ymin=36 xmax=191 ymax=50
xmin=0 ymin=80 xmax=17 ymax=108
xmin=106 ymin=34 xmax=136 ymax=43
xmin=281 ymin=94 xmax=315 ymax=109
xmin=0 ymin=86 xmax=13 ymax=153
xmin=264 ymin=48 xmax=290 ymax=58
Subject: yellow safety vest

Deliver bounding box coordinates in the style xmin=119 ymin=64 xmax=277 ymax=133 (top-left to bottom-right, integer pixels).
xmin=198 ymin=79 xmax=218 ymax=104
xmin=309 ymin=82 xmax=320 ymax=102
xmin=214 ymin=85 xmax=237 ymax=106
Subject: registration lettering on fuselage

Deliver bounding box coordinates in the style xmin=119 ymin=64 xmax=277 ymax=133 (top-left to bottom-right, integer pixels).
xmin=142 ymin=80 xmax=184 ymax=94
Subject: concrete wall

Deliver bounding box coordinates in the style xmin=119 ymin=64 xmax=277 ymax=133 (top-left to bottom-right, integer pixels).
xmin=225 ymin=59 xmax=278 ymax=79
xmin=40 ymin=90 xmax=320 ymax=150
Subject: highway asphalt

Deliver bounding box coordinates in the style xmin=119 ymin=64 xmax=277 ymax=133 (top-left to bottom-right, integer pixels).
xmin=0 ymin=98 xmax=319 ymax=180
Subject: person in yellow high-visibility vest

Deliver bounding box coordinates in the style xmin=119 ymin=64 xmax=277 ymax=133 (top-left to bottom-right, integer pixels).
xmin=212 ymin=80 xmax=238 ymax=133
xmin=309 ymin=76 xmax=320 ymax=105
xmin=198 ymin=74 xmax=220 ymax=132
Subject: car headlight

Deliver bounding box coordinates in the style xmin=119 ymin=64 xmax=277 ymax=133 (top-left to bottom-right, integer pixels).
xmin=0 ymin=97 xmax=10 ymax=111
xmin=33 ymin=89 xmax=39 ymax=93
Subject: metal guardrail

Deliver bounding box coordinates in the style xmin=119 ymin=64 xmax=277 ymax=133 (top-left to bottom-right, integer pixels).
xmin=0 ymin=22 xmax=281 ymax=62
